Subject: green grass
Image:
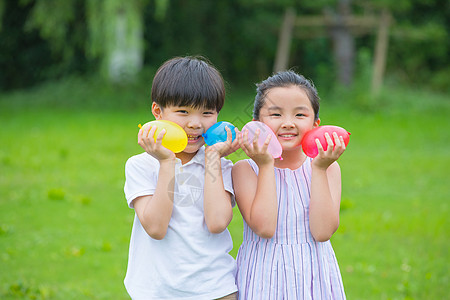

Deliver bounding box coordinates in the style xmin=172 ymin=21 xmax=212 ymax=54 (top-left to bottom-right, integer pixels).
xmin=0 ymin=76 xmax=449 ymax=299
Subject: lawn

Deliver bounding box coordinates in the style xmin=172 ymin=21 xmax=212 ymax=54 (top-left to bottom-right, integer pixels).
xmin=0 ymin=77 xmax=449 ymax=299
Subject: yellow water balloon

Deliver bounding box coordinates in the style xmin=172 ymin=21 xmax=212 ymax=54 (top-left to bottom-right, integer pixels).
xmin=139 ymin=120 xmax=188 ymax=153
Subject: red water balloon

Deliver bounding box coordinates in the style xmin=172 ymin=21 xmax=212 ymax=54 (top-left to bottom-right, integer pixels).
xmin=301 ymin=125 xmax=350 ymax=158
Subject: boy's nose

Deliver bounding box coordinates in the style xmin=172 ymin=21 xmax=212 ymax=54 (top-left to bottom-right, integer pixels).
xmin=187 ymin=118 xmax=202 ymax=129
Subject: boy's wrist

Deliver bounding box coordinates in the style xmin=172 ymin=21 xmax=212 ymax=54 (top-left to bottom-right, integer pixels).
xmin=158 ymin=157 xmax=177 ymax=166
xmin=205 ymin=147 xmax=221 ymax=161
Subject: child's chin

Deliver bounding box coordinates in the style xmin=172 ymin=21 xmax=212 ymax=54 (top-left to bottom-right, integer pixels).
xmin=184 ymin=143 xmax=204 ymax=153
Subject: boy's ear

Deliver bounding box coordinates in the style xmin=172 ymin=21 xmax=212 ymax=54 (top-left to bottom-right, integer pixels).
xmin=151 ymin=102 xmax=163 ymax=120
xmin=313 ymin=118 xmax=321 ymax=128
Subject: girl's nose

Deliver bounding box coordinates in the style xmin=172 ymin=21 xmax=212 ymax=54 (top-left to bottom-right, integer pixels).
xmin=281 ymin=119 xmax=295 ymax=128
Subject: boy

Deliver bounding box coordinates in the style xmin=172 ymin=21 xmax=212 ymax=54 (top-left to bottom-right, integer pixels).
xmin=124 ymin=56 xmax=238 ymax=299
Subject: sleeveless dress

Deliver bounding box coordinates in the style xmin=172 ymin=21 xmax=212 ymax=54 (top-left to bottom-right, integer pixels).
xmin=236 ymin=158 xmax=346 ymax=300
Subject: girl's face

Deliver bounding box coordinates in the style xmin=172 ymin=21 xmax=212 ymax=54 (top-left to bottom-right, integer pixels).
xmin=152 ymin=103 xmax=218 ymax=157
xmin=258 ymin=86 xmax=320 ymax=151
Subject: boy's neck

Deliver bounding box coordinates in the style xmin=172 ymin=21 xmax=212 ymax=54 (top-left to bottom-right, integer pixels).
xmin=176 ymin=150 xmax=199 ymax=165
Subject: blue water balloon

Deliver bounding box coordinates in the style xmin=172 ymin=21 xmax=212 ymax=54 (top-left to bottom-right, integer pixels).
xmin=202 ymin=121 xmax=237 ymax=146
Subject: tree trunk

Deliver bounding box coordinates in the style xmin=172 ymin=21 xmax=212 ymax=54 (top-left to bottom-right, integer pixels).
xmin=328 ymin=0 xmax=355 ymax=87
xmin=274 ymin=7 xmax=296 ymax=73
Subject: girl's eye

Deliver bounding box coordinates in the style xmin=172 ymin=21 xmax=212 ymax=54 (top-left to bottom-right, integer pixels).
xmin=270 ymin=113 xmax=281 ymax=117
xmin=296 ymin=114 xmax=305 ymax=117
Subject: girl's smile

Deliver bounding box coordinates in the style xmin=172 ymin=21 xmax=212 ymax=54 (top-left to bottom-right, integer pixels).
xmin=278 ymin=132 xmax=298 ymax=140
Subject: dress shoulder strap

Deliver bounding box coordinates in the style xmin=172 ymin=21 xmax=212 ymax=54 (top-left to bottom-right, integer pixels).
xmin=245 ymin=159 xmax=259 ymax=175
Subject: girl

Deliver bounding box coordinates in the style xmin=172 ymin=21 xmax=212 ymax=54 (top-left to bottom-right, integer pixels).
xmin=233 ymin=70 xmax=346 ymax=299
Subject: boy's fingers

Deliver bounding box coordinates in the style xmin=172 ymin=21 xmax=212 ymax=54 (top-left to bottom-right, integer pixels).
xmin=155 ymin=128 xmax=166 ymax=143
xmin=225 ymin=126 xmax=232 ymax=143
xmin=145 ymin=125 xmax=155 ymax=138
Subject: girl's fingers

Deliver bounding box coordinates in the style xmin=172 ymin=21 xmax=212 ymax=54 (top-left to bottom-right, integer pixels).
xmin=252 ymin=129 xmax=261 ymax=150
xmin=333 ymin=132 xmax=341 ymax=146
xmin=339 ymin=135 xmax=346 ymax=151
xmin=324 ymin=132 xmax=334 ymax=152
xmin=315 ymin=138 xmax=323 ymax=152
xmin=261 ymin=133 xmax=271 ymax=152
xmin=240 ymin=130 xmax=251 ymax=153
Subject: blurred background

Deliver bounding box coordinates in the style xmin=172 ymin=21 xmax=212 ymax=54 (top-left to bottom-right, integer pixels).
xmin=0 ymin=0 xmax=448 ymax=299
xmin=1 ymin=0 xmax=448 ymax=93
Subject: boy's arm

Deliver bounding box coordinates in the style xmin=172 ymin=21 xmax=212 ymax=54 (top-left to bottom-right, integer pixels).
xmin=132 ymin=125 xmax=177 ymax=240
xmin=232 ymin=160 xmax=277 ymax=238
xmin=203 ymin=148 xmax=233 ymax=234
xmin=309 ymin=132 xmax=346 ymax=242
xmin=133 ymin=158 xmax=176 ymax=240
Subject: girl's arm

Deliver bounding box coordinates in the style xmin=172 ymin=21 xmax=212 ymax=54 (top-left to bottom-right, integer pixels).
xmin=232 ymin=129 xmax=278 ymax=238
xmin=232 ymin=160 xmax=277 ymax=238
xmin=309 ymin=132 xmax=346 ymax=242
xmin=133 ymin=125 xmax=177 ymax=240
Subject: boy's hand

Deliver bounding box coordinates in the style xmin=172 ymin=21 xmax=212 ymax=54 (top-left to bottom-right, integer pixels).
xmin=312 ymin=132 xmax=346 ymax=170
xmin=138 ymin=125 xmax=176 ymax=162
xmin=240 ymin=128 xmax=274 ymax=167
xmin=206 ymin=126 xmax=240 ymax=158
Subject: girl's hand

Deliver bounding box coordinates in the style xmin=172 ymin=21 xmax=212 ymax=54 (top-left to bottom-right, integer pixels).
xmin=138 ymin=125 xmax=176 ymax=162
xmin=240 ymin=128 xmax=274 ymax=167
xmin=206 ymin=126 xmax=240 ymax=158
xmin=312 ymin=132 xmax=346 ymax=170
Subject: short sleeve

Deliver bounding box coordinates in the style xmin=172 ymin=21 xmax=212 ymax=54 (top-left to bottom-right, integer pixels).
xmin=124 ymin=153 xmax=159 ymax=208
xmin=220 ymin=158 xmax=236 ymax=207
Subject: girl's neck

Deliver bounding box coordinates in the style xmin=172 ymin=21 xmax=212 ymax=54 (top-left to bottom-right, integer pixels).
xmin=274 ymin=148 xmax=307 ymax=170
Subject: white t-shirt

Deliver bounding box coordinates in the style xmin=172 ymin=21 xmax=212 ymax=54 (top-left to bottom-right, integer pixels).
xmin=123 ymin=146 xmax=237 ymax=300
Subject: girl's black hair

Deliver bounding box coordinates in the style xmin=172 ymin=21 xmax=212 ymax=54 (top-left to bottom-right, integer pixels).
xmin=253 ymin=70 xmax=320 ymax=121
xmin=151 ymin=56 xmax=225 ymax=112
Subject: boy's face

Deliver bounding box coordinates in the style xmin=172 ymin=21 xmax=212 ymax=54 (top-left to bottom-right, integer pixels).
xmin=152 ymin=103 xmax=218 ymax=155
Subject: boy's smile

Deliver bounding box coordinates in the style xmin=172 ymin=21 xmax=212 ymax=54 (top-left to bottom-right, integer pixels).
xmin=186 ymin=134 xmax=202 ymax=144
xmin=152 ymin=102 xmax=218 ymax=161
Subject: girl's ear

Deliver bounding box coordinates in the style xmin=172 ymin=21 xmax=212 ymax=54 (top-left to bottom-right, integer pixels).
xmin=152 ymin=102 xmax=163 ymax=120
xmin=313 ymin=118 xmax=321 ymax=128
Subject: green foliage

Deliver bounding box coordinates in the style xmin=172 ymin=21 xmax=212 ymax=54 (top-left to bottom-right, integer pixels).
xmin=0 ymin=0 xmax=448 ymax=91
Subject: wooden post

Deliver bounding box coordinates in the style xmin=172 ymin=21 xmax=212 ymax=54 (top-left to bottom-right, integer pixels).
xmin=372 ymin=9 xmax=391 ymax=94
xmin=273 ymin=7 xmax=296 ymax=73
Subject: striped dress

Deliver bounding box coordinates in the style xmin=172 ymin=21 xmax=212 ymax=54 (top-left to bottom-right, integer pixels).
xmin=236 ymin=158 xmax=346 ymax=300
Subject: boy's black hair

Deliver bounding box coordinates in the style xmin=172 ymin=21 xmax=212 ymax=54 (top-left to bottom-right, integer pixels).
xmin=151 ymin=56 xmax=225 ymax=112
xmin=253 ymin=70 xmax=320 ymax=121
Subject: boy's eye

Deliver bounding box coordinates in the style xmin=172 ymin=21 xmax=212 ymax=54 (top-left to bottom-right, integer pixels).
xmin=177 ymin=110 xmax=188 ymax=114
xmin=203 ymin=111 xmax=215 ymax=115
